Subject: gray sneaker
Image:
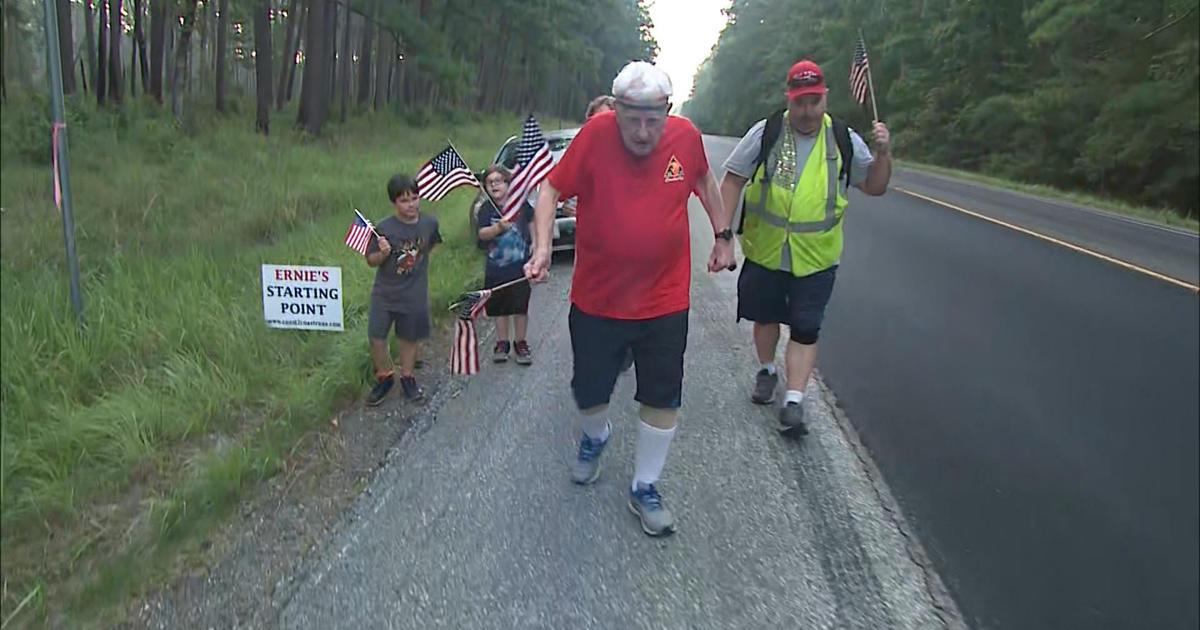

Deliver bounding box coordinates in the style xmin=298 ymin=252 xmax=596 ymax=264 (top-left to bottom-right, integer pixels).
xmin=778 ymin=402 xmax=809 ymax=435
xmin=628 ymin=483 xmax=677 ymax=536
xmin=570 ymin=428 xmax=610 ymax=484
xmin=751 ymin=368 xmax=778 ymax=404
xmin=492 ymin=340 xmax=510 ymax=363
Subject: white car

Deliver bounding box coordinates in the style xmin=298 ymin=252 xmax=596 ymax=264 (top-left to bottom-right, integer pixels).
xmin=471 ymin=127 xmax=579 ymax=252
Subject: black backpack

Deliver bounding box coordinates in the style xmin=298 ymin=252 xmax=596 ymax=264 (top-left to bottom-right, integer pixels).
xmin=738 ymin=109 xmax=853 ymax=233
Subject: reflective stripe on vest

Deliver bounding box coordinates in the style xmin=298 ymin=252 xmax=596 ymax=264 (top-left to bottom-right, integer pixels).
xmin=743 ymin=122 xmax=840 ymax=233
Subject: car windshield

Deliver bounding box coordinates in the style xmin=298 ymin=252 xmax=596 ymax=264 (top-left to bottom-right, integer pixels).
xmin=548 ymin=137 xmax=573 ymax=152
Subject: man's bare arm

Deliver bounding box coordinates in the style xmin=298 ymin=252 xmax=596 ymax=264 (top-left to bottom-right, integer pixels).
xmin=719 ymin=172 xmax=748 ymax=226
xmin=695 ymin=169 xmax=732 ymax=231
xmin=531 ymin=182 xmax=559 ymax=254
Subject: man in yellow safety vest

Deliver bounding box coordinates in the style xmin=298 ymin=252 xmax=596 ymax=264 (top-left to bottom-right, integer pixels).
xmin=718 ymin=59 xmax=892 ymax=435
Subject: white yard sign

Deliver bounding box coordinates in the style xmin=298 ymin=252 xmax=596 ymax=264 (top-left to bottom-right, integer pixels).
xmin=261 ymin=264 xmax=344 ymax=331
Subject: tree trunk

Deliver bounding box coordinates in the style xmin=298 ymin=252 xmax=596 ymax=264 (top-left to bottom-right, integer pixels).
xmin=1 ymin=0 xmax=6 ymax=102
xmin=253 ymin=0 xmax=272 ymax=134
xmin=338 ymin=6 xmax=351 ymax=121
xmin=97 ymin=0 xmax=107 ymax=103
xmin=108 ymin=0 xmax=123 ymax=103
xmin=55 ymin=0 xmax=76 ymax=94
xmin=84 ymin=0 xmax=97 ymax=97
xmin=171 ymin=0 xmax=200 ymax=118
xmin=373 ymin=24 xmax=387 ymax=111
xmin=284 ymin=6 xmax=304 ymax=105
xmin=133 ymin=0 xmax=149 ymax=95
xmin=215 ymin=0 xmax=228 ymax=111
xmin=149 ymin=0 xmax=165 ymax=102
xmin=327 ymin=0 xmax=337 ymax=105
xmin=356 ymin=7 xmax=372 ymax=105
xmin=296 ymin=0 xmax=328 ymax=133
xmin=276 ymin=0 xmax=301 ymax=109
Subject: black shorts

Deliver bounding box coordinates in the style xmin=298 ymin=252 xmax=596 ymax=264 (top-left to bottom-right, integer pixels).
xmin=483 ymin=275 xmax=531 ymax=316
xmin=736 ymin=260 xmax=837 ymax=345
xmin=568 ymin=305 xmax=688 ymax=410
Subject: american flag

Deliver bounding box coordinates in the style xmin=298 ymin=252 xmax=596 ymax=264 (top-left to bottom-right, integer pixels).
xmin=416 ymin=145 xmax=479 ymax=202
xmin=501 ymin=115 xmax=553 ymax=221
xmin=450 ymin=319 xmax=479 ymax=376
xmin=448 ymin=289 xmax=492 ymax=376
xmin=343 ymin=210 xmax=374 ymax=255
xmin=850 ymin=36 xmax=871 ymax=106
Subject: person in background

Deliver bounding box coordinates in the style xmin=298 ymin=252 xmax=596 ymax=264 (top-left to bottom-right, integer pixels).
xmin=476 ymin=165 xmax=536 ymax=365
xmin=363 ymin=174 xmax=443 ymax=406
xmin=719 ymin=59 xmax=891 ymax=435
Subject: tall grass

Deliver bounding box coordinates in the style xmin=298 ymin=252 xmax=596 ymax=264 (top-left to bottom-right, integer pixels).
xmin=0 ymin=94 xmax=524 ymax=626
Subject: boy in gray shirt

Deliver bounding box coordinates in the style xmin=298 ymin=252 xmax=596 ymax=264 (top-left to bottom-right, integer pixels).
xmin=364 ymin=173 xmax=442 ymax=405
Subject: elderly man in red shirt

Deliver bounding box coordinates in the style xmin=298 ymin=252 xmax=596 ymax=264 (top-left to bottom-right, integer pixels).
xmin=524 ymin=61 xmax=735 ymax=536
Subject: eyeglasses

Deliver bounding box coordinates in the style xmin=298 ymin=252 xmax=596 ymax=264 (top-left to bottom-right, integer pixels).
xmin=787 ymin=71 xmax=822 ymax=88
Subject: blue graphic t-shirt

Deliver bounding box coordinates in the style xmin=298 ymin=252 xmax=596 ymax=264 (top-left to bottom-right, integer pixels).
xmin=478 ymin=197 xmax=534 ymax=284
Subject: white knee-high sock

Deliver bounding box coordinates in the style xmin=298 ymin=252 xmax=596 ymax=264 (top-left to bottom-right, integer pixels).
xmin=632 ymin=420 xmax=675 ymax=491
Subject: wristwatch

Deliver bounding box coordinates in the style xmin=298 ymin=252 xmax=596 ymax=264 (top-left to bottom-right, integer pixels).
xmin=715 ymin=228 xmax=734 ymax=242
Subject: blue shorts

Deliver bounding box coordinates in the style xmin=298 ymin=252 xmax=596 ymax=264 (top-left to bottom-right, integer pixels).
xmin=736 ymin=261 xmax=837 ymax=345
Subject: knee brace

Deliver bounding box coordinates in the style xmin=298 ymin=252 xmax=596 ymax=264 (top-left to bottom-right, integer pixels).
xmin=638 ymin=404 xmax=678 ymax=430
xmin=789 ymin=326 xmax=820 ymax=345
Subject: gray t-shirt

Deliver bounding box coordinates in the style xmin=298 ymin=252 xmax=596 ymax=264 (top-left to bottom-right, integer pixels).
xmin=366 ymin=214 xmax=442 ymax=313
xmin=722 ymin=118 xmax=875 ymax=189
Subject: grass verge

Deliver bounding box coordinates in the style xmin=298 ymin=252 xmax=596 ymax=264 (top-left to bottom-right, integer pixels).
xmin=896 ymin=159 xmax=1199 ymax=232
xmin=0 ymin=94 xmax=530 ymax=628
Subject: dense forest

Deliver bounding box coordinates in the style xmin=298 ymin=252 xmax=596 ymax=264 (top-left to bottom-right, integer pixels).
xmin=0 ymin=0 xmax=657 ymax=132
xmin=682 ymin=0 xmax=1199 ymax=217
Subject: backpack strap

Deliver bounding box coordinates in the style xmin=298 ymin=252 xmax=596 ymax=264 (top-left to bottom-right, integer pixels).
xmin=750 ymin=108 xmax=787 ymax=185
xmin=739 ymin=109 xmax=785 ymax=234
xmin=830 ymin=116 xmax=852 ymax=187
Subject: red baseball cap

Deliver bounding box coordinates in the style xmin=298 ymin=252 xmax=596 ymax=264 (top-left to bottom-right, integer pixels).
xmin=785 ymin=60 xmax=826 ymax=100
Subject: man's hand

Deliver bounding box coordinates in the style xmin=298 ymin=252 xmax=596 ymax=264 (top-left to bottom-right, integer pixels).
xmin=524 ymin=246 xmax=551 ymax=283
xmin=708 ymin=239 xmax=735 ymax=273
xmin=377 ymin=236 xmax=392 ymax=255
xmin=872 ymin=121 xmax=890 ymax=155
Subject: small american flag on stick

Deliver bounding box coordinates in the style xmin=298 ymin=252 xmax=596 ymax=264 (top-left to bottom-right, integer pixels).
xmin=850 ymin=32 xmax=879 ymax=120
xmin=417 ymin=145 xmax=479 ymax=202
xmin=448 ymin=289 xmax=492 ymax=376
xmin=850 ymin=36 xmax=871 ymax=106
xmin=501 ymin=115 xmax=553 ymax=221
xmin=343 ymin=209 xmax=376 ymax=256
xmin=447 ymin=277 xmax=528 ymax=376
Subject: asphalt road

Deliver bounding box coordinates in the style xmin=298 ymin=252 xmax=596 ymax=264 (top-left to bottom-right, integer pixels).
xmin=812 ymin=159 xmax=1198 ymax=628
xmin=273 ymin=142 xmax=959 ymax=629
xmin=275 ymin=135 xmax=1197 ymax=630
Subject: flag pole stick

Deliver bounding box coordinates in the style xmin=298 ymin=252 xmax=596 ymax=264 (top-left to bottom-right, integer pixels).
xmin=447 ymin=276 xmax=529 ymax=311
xmin=353 ymin=208 xmax=382 ymax=238
xmin=859 ymin=29 xmax=880 ymax=122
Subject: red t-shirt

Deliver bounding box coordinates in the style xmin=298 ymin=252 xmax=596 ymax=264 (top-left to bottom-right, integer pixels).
xmin=549 ymin=112 xmax=709 ymax=320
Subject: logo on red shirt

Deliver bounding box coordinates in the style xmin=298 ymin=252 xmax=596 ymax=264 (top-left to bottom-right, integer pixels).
xmin=663 ymin=155 xmax=685 ymax=183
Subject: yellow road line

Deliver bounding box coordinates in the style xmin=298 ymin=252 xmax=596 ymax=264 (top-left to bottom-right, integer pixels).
xmin=894 ymin=186 xmax=1200 ymax=293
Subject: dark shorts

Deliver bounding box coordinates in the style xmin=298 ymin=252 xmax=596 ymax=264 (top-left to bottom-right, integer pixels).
xmin=568 ymin=305 xmax=688 ymax=410
xmin=736 ymin=260 xmax=837 ymax=345
xmin=367 ymin=298 xmax=431 ymax=341
xmin=483 ymin=274 xmax=531 ymax=317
